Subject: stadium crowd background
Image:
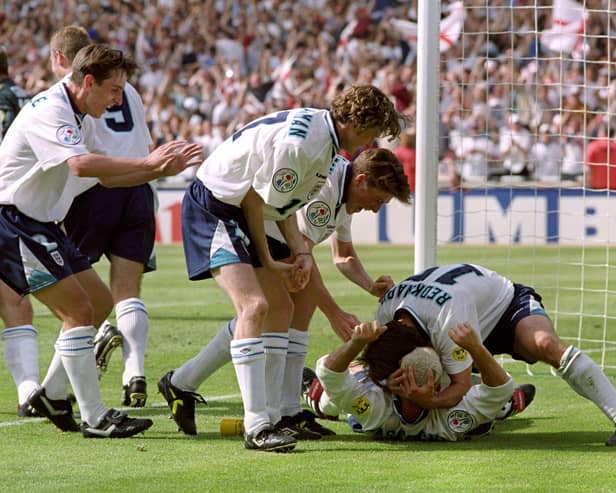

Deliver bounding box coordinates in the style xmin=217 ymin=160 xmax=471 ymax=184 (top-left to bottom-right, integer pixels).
xmin=2 ymin=0 xmax=616 ymax=190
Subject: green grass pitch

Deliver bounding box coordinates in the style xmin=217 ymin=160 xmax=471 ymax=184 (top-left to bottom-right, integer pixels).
xmin=1 ymin=244 xmax=615 ymax=492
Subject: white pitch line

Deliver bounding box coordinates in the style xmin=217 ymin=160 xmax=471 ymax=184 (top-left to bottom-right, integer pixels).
xmin=0 ymin=393 xmax=241 ymax=429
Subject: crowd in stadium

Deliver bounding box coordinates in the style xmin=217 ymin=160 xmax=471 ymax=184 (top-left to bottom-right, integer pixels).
xmin=2 ymin=0 xmax=616 ymax=189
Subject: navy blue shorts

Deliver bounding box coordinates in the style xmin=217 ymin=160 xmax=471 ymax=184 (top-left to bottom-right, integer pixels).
xmin=0 ymin=205 xmax=91 ymax=295
xmin=63 ymin=183 xmax=156 ymax=272
xmin=182 ymin=180 xmax=291 ymax=281
xmin=483 ymin=283 xmax=549 ymax=363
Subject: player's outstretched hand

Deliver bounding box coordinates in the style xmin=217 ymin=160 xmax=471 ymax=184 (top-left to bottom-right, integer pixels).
xmin=370 ymin=275 xmax=395 ymax=300
xmin=146 ymin=141 xmax=204 ymax=177
xmin=327 ymin=310 xmax=361 ymax=342
xmin=448 ymin=322 xmax=482 ymax=353
xmin=351 ymin=321 xmax=387 ymax=344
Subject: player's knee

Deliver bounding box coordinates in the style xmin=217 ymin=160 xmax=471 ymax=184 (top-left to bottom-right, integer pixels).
xmin=65 ymin=299 xmax=96 ymax=327
xmin=533 ymin=331 xmax=565 ymax=365
xmin=0 ymin=298 xmax=34 ymax=326
xmin=240 ymin=296 xmax=270 ymax=325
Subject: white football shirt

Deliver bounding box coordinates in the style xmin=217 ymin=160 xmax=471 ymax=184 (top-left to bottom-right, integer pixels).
xmin=95 ymin=82 xmax=152 ymax=159
xmin=93 ymin=81 xmax=156 ymax=201
xmin=264 ymin=154 xmax=353 ymax=245
xmin=196 ymin=107 xmax=340 ymax=221
xmin=0 ymin=80 xmax=100 ymax=222
xmin=375 ymin=264 xmax=514 ymax=375
xmin=316 ymin=355 xmax=514 ymax=441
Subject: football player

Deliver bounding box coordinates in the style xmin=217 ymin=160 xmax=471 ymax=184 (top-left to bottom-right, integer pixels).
xmin=158 ymin=147 xmax=411 ymax=441
xmin=57 ymin=26 xmax=157 ymax=408
xmin=310 ymin=320 xmax=522 ymax=441
xmin=162 ymin=85 xmax=403 ymax=452
xmin=0 ymin=43 xmax=202 ymax=438
xmin=356 ymin=263 xmax=616 ymax=446
xmin=1 ymin=26 xmax=159 ymax=417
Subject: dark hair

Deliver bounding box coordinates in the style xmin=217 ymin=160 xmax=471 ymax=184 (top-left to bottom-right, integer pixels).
xmin=0 ymin=47 xmax=8 ymax=75
xmin=358 ymin=319 xmax=431 ymax=384
xmin=353 ymin=147 xmax=411 ymax=204
xmin=71 ymin=44 xmax=137 ymax=85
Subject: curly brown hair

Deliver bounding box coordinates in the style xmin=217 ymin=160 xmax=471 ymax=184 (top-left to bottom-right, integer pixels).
xmin=353 ymin=148 xmax=412 ymax=204
xmin=330 ymin=84 xmax=403 ymax=141
xmin=358 ymin=319 xmax=432 ymax=385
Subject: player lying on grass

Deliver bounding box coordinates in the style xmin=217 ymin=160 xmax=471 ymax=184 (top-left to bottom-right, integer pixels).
xmin=158 ymin=147 xmax=411 ymax=440
xmin=305 ymin=320 xmax=527 ymax=441
xmin=334 ymin=263 xmax=616 ymax=446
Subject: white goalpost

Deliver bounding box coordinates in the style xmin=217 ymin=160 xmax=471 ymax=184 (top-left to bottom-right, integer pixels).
xmin=415 ymin=0 xmax=616 ymax=372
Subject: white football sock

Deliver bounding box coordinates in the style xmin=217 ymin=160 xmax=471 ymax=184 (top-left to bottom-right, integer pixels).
xmin=262 ymin=332 xmax=288 ymax=425
xmin=280 ymin=328 xmax=308 ymax=418
xmin=231 ymin=338 xmax=270 ymax=435
xmin=56 ymin=326 xmax=107 ymax=426
xmin=115 ymin=298 xmax=149 ymax=385
xmin=1 ymin=325 xmax=40 ymax=404
xmin=41 ymin=333 xmax=71 ymax=401
xmin=173 ymin=318 xmax=234 ymax=391
xmin=558 ymin=345 xmax=616 ymax=424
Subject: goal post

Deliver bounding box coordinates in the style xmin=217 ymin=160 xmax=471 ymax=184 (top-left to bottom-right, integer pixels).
xmin=414 ymin=0 xmax=441 ymax=273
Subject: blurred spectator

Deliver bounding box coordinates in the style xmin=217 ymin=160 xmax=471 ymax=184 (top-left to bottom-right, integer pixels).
xmin=393 ymin=131 xmax=416 ymax=192
xmin=585 ymin=125 xmax=616 ymax=190
xmin=529 ymin=124 xmax=562 ymax=182
xmin=453 ymin=118 xmax=500 ymax=183
xmin=499 ymin=113 xmax=532 ymax=179
xmin=560 ymin=132 xmax=585 ymax=182
xmin=0 ymin=46 xmax=30 ymax=138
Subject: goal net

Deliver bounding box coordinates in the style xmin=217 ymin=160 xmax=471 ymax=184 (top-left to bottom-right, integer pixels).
xmin=414 ymin=0 xmax=616 ymax=372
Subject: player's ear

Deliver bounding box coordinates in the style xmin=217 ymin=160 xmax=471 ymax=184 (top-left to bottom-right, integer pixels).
xmin=83 ymin=73 xmax=95 ymax=89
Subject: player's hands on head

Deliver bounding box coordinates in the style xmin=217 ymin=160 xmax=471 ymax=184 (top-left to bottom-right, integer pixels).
xmin=370 ymin=275 xmax=395 ymax=300
xmin=448 ymin=322 xmax=481 ymax=352
xmin=388 ymin=366 xmax=437 ymax=407
xmin=351 ymin=320 xmax=387 ymax=344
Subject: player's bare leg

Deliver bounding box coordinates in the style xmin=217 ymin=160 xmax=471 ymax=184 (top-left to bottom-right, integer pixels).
xmin=214 ymin=263 xmax=295 ymax=452
xmin=514 ymin=314 xmax=616 ymax=446
xmin=256 ymin=266 xmax=293 ymax=427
